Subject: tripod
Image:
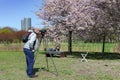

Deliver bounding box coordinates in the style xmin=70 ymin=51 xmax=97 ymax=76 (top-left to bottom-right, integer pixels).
xmin=39 ymin=35 xmax=58 ymax=76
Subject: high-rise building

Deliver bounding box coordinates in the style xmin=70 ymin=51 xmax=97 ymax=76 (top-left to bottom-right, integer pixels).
xmin=21 ymin=18 xmax=31 ymax=31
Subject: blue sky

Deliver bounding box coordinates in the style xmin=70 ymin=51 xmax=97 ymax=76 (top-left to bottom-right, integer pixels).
xmin=0 ymin=0 xmax=44 ymax=30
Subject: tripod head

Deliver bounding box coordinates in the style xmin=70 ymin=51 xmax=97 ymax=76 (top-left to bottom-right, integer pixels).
xmin=40 ymin=29 xmax=47 ymax=38
xmin=39 ymin=29 xmax=47 ymax=51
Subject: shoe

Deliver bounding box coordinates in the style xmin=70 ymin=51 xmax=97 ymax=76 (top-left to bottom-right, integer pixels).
xmin=29 ymin=75 xmax=38 ymax=78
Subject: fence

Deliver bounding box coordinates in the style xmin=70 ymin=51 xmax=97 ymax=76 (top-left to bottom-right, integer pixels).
xmin=0 ymin=41 xmax=119 ymax=53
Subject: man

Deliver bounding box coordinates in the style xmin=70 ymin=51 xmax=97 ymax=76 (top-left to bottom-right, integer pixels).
xmin=23 ymin=28 xmax=40 ymax=78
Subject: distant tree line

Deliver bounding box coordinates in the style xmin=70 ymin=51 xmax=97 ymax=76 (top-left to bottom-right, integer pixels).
xmin=0 ymin=27 xmax=25 ymax=44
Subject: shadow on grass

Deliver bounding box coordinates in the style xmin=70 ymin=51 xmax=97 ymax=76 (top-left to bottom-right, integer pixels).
xmin=66 ymin=51 xmax=120 ymax=60
xmin=40 ymin=67 xmax=58 ymax=76
xmin=33 ymin=68 xmax=40 ymax=75
xmin=38 ymin=50 xmax=120 ymax=60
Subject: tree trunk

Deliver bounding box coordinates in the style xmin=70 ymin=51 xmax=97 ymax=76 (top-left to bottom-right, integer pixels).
xmin=102 ymin=34 xmax=106 ymax=54
xmin=68 ymin=31 xmax=72 ymax=54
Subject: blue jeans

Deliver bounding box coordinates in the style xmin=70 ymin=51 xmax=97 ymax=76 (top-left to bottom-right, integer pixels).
xmin=23 ymin=48 xmax=35 ymax=77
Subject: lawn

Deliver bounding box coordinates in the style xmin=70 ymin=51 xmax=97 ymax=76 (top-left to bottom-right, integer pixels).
xmin=0 ymin=42 xmax=118 ymax=53
xmin=72 ymin=42 xmax=118 ymax=52
xmin=0 ymin=51 xmax=120 ymax=80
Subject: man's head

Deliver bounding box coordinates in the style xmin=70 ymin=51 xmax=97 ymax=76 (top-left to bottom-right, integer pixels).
xmin=33 ymin=28 xmax=40 ymax=34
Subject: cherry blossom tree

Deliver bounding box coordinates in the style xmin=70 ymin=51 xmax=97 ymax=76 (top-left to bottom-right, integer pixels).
xmin=36 ymin=0 xmax=97 ymax=53
xmin=36 ymin=0 xmax=120 ymax=53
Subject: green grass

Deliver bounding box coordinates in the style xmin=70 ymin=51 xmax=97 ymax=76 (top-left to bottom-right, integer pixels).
xmin=0 ymin=51 xmax=120 ymax=80
xmin=0 ymin=42 xmax=118 ymax=53
xmin=36 ymin=42 xmax=118 ymax=52
xmin=72 ymin=42 xmax=117 ymax=52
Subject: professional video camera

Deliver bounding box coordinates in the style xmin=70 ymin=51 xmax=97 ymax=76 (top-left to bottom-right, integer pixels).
xmin=39 ymin=29 xmax=47 ymax=38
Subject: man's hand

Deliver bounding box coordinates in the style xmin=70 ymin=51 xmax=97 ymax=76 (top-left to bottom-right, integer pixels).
xmin=30 ymin=48 xmax=35 ymax=52
xmin=32 ymin=50 xmax=35 ymax=52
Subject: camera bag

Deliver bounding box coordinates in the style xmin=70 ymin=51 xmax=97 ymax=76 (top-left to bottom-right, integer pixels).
xmin=22 ymin=32 xmax=31 ymax=43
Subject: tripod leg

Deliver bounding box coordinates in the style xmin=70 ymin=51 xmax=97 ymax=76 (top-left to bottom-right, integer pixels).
xmin=42 ymin=37 xmax=58 ymax=75
xmin=46 ymin=55 xmax=49 ymax=71
xmin=44 ymin=38 xmax=49 ymax=71
xmin=49 ymin=53 xmax=58 ymax=76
